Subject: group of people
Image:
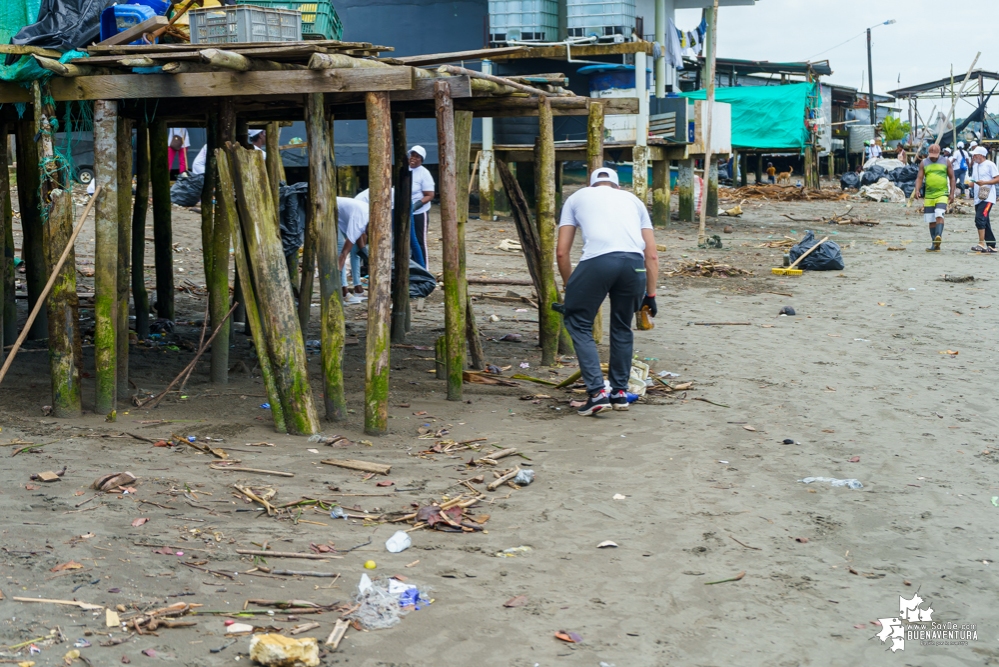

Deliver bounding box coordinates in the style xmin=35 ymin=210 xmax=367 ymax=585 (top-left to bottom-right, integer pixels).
xmin=915 ymin=143 xmax=998 ymax=253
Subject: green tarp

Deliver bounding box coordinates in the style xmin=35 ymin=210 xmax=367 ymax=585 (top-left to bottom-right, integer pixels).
xmin=0 ymin=0 xmax=41 ymax=45
xmin=680 ymin=82 xmax=816 ymax=150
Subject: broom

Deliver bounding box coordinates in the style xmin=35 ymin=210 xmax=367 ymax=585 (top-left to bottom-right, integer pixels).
xmin=772 ymin=236 xmax=829 ymax=276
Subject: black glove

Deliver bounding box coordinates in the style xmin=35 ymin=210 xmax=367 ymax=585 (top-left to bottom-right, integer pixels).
xmin=641 ymin=295 xmax=658 ymax=317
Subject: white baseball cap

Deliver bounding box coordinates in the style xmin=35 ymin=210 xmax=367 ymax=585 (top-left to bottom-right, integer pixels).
xmin=957 ymin=141 xmax=965 ymax=148
xmin=589 ymin=167 xmax=619 ymax=186
xmin=409 ymin=145 xmax=427 ymax=160
xmin=248 ymin=129 xmax=264 ymax=138
xmin=972 ymin=146 xmax=988 ymax=157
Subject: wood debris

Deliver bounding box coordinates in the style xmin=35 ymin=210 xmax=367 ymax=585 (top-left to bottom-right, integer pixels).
xmin=663 ymin=260 xmax=752 ymax=278
xmin=721 ymin=185 xmax=849 ymax=202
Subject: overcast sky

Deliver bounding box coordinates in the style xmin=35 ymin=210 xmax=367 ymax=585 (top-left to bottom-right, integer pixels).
xmin=676 ymin=0 xmax=991 ymax=122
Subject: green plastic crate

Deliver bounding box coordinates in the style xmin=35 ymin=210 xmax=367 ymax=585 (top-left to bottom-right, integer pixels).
xmin=236 ymin=0 xmax=342 ymax=40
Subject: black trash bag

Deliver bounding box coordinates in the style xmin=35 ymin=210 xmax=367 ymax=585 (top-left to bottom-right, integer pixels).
xmin=891 ymin=164 xmax=919 ymax=183
xmin=899 ymin=181 xmax=916 ymax=198
xmin=840 ymin=172 xmax=860 ymax=190
xmin=860 ymin=166 xmax=886 ymax=186
xmin=789 ymin=230 xmax=845 ymax=271
xmin=170 ymin=172 xmax=204 ymax=207
xmin=12 ymin=0 xmax=117 ymax=52
xmin=408 ymin=260 xmax=437 ymax=298
xmin=279 ymin=181 xmax=308 ymax=258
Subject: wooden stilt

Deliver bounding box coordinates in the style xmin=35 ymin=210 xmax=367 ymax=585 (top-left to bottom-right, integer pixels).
xmin=586 ymin=101 xmax=605 ymax=348
xmin=93 ymin=99 xmax=119 ymax=415
xmin=15 ymin=121 xmax=46 ymax=340
xmin=336 ymin=166 xmax=357 ymax=197
xmin=149 ymin=119 xmax=173 ymax=320
xmin=754 ymin=154 xmax=763 ymax=184
xmin=216 ymin=149 xmax=286 ymax=433
xmin=454 ymin=109 xmax=482 ymax=369
xmin=0 ymin=123 xmax=10 ymax=359
xmin=479 ymin=150 xmax=495 ymax=220
xmin=364 ymin=91 xmax=394 ymax=432
xmin=434 ymin=80 xmax=464 ymax=401
xmin=390 ymin=111 xmax=411 ymax=344
xmin=515 ymin=160 xmax=535 ymax=210
xmin=705 ymin=156 xmax=718 ymax=217
xmin=131 ymin=121 xmax=151 ymax=339
xmin=116 ymin=116 xmax=133 ymax=397
xmin=652 ymin=159 xmax=670 ymax=227
xmin=297 ymin=111 xmax=319 ymax=331
xmin=632 ymin=144 xmax=649 ymax=205
xmin=227 ymin=143 xmax=318 ymax=435
xmin=536 ymin=97 xmax=559 ymax=367
xmin=209 ymin=100 xmax=233 ymax=384
xmin=306 ymin=93 xmax=346 ymax=422
xmin=265 ymin=121 xmax=281 ymax=211
xmin=677 ymin=158 xmax=695 ymax=222
xmin=739 ymin=151 xmax=748 ymax=187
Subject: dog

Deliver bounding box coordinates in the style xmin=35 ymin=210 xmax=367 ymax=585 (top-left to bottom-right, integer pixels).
xmin=777 ymin=166 xmax=793 ymax=186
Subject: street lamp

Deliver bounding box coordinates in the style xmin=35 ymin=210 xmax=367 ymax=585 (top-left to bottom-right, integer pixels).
xmin=866 ymin=19 xmax=896 ymax=127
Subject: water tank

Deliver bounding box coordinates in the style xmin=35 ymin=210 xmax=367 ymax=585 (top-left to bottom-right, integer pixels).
xmin=489 ymin=0 xmax=559 ymax=44
xmin=566 ymin=0 xmax=634 ymax=40
xmin=848 ymin=125 xmax=875 ymax=153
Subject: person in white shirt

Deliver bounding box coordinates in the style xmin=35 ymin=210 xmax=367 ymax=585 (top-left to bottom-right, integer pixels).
xmin=248 ymin=129 xmax=267 ymax=158
xmin=408 ymin=145 xmax=435 ymax=268
xmin=167 ymin=127 xmax=190 ymax=174
xmin=336 ymin=197 xmax=369 ymax=303
xmin=191 ymin=144 xmax=207 ymax=176
xmin=970 ymin=146 xmax=999 ymax=253
xmin=869 ymin=140 xmax=883 ymax=160
xmin=953 ymin=141 xmax=970 ymax=198
xmin=556 ymin=167 xmax=659 ymax=416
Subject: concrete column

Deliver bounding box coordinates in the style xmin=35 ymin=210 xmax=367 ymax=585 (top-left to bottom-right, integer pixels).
xmin=678 ymin=158 xmax=695 ymax=222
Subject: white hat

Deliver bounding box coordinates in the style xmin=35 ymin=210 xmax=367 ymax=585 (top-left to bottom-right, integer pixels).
xmin=970 ymin=141 xmax=979 ymax=147
xmin=589 ymin=167 xmax=619 ymax=186
xmin=957 ymin=141 xmax=965 ymax=148
xmin=409 ymin=145 xmax=427 ymax=160
xmin=972 ymin=146 xmax=988 ymax=157
xmin=248 ymin=129 xmax=264 ymax=138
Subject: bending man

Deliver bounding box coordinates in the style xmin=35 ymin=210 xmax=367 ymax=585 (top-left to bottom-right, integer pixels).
xmin=556 ymin=167 xmax=659 ymax=416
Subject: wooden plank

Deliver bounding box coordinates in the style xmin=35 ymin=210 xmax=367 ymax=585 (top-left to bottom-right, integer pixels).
xmin=488 ymin=42 xmax=652 ymax=61
xmin=395 ymin=46 xmax=526 ymax=67
xmin=17 ymin=68 xmax=415 ymax=101
xmin=87 ymin=40 xmax=383 ymax=54
xmin=97 ymin=16 xmax=169 ymax=47
xmin=321 ymin=458 xmax=391 ymax=475
xmin=0 ymin=45 xmax=63 ymax=58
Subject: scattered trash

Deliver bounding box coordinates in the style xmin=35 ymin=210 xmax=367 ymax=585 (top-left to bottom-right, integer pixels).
xmin=658 ymin=371 xmax=680 ymax=378
xmin=704 ymin=570 xmax=746 ymax=585
xmin=498 ymin=333 xmax=521 ymax=342
xmin=105 ymin=609 xmax=120 ymax=627
xmin=488 ymin=314 xmax=500 ymax=322
xmin=309 ymin=434 xmax=353 ymax=447
xmin=141 ymin=650 xmax=157 ymax=658
xmin=51 ymin=561 xmax=84 ymax=572
xmin=512 ymin=469 xmax=535 ymax=486
xmin=943 ymin=274 xmax=974 ymax=283
xmin=248 ymin=634 xmax=320 ymax=667
xmin=794 ymin=537 xmax=809 ymax=543
xmin=848 ymin=456 xmax=860 ymax=463
xmin=782 ymin=439 xmax=796 ymax=445
xmin=596 ymin=540 xmax=618 ymax=549
xmin=612 ymin=493 xmax=626 ymax=500
xmin=385 ymin=531 xmax=412 ymax=553
xmin=349 ymin=574 xmax=431 ymax=630
xmin=519 ymin=362 xmax=530 ymax=369
xmin=131 ymin=517 xmax=149 ymax=527
xmin=260 ymin=403 xmax=271 ymax=410
xmin=939 ymin=350 xmax=959 ymax=356
xmin=503 ymin=595 xmax=528 ymax=608
xmin=93 ymin=471 xmax=137 ymax=492
xmin=778 ymin=306 xmax=795 ymax=316
xmin=663 ymin=259 xmax=752 ymax=278
xmin=495 ymin=546 xmax=532 ymax=558
xmin=800 ymin=477 xmax=863 ymax=490
xmin=226 ymin=623 xmax=254 ymax=635
xmin=73 ymin=639 xmax=91 ymax=649
xmin=555 ymin=630 xmax=582 ymax=643
xmin=742 ymin=425 xmax=756 ymax=432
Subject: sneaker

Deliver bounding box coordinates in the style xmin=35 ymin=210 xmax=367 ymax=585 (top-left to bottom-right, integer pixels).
xmin=344 ymin=294 xmax=364 ymax=305
xmin=577 ymin=390 xmax=611 ymax=416
xmin=609 ymin=390 xmax=630 ymax=411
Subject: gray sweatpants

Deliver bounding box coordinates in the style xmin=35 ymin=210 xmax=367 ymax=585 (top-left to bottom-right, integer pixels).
xmin=563 ymin=251 xmax=646 ymax=393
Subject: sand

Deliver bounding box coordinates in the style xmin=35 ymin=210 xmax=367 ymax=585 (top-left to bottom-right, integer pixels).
xmin=1 ymin=182 xmax=996 ymax=665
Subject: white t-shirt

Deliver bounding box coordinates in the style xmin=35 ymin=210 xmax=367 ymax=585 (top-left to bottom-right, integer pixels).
xmin=869 ymin=144 xmax=882 ymax=159
xmin=558 ymin=186 xmax=652 ymax=262
xmin=410 ymin=165 xmax=434 ymax=215
xmin=168 ymin=128 xmax=190 ymax=148
xmin=954 ymin=149 xmax=970 ymax=171
xmin=354 ymin=187 xmax=394 ymax=206
xmin=337 ymin=197 xmax=369 ymax=244
xmin=971 ymin=160 xmax=998 ymax=204
xmin=191 ymin=145 xmax=207 ymax=175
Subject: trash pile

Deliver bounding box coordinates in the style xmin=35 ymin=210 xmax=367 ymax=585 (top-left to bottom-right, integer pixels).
xmin=846 ymin=162 xmax=918 ymax=197
xmin=663 ymin=259 xmax=753 ymax=278
xmin=721 ymin=185 xmax=849 ymax=202
xmin=348 ymin=574 xmax=432 ymax=630
xmin=789 ymin=231 xmax=845 ymax=271
xmin=859 ymin=178 xmax=907 ymax=203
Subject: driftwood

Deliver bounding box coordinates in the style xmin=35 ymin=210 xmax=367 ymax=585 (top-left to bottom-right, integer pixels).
xmin=209 ymin=465 xmax=294 ymax=477
xmin=326 ymin=619 xmax=350 ymax=648
xmin=321 ymin=458 xmax=391 ymax=475
xmin=487 ymin=467 xmax=521 ymax=491
xmin=237 ymin=550 xmax=341 ymax=560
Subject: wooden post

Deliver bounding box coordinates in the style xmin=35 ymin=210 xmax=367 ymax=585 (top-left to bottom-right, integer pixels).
xmin=390 ymin=111 xmax=411 ymax=344
xmin=435 ymin=80 xmax=464 ymax=401
xmin=365 ymin=91 xmax=394 ymax=432
xmin=739 ymin=152 xmax=748 ymax=187
xmin=632 ymin=145 xmax=649 ymax=205
xmin=652 ymin=159 xmax=670 ymax=227
xmin=706 ymin=156 xmax=718 ymax=217
xmin=479 ymin=150 xmax=495 ymax=220
xmin=587 ymin=101 xmax=604 ymax=176
xmin=209 ymin=100 xmax=234 ymax=384
xmin=266 ymin=122 xmax=281 ymax=211
xmin=515 ymin=160 xmax=535 ymax=210
xmin=15 ymin=121 xmax=46 ymax=339
xmin=43 ymin=190 xmax=82 ymax=417
xmin=149 ymin=119 xmax=173 ymax=321
xmin=131 ymin=121 xmax=151 ymax=339
xmin=0 ymin=123 xmax=10 ymax=358
xmin=306 ymin=93 xmax=346 ymax=422
xmin=228 ymin=143 xmax=318 ymax=435
xmin=93 ymin=100 xmax=119 ymax=415
xmin=677 ymin=158 xmax=695 ymax=221
xmin=697 ymin=0 xmax=719 ymax=246
xmin=536 ymin=97 xmax=559 ymax=367
xmin=754 ymin=154 xmax=763 ymax=184
xmin=216 ymin=148 xmax=286 ymax=433
xmin=455 ymin=110 xmax=483 ymax=369
xmin=116 ymin=116 xmax=133 ymax=397
xmin=336 ymin=166 xmax=358 ymax=196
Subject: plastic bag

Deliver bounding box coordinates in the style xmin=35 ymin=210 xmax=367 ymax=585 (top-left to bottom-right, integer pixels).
xmin=839 ymin=172 xmax=860 ymax=190
xmin=12 ymin=0 xmax=117 ymax=52
xmin=169 ymin=172 xmax=203 ymax=207
xmin=860 ymin=165 xmax=886 ymax=186
xmin=889 ymin=164 xmax=918 ymax=183
xmin=898 ymin=181 xmax=916 ymax=198
xmin=407 ymin=260 xmax=437 ymax=298
xmin=789 ymin=231 xmax=844 ymax=271
xmin=279 ymin=181 xmax=308 ymax=258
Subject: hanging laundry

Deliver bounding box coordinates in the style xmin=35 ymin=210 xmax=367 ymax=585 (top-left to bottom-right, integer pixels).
xmin=665 ymin=17 xmax=683 ymax=69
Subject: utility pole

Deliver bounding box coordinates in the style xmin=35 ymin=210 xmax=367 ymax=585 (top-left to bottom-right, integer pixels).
xmin=866 ymin=27 xmax=876 ymax=126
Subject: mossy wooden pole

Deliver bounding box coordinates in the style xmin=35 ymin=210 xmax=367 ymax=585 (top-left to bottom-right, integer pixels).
xmin=216 ymin=148 xmax=286 ymax=433
xmin=390 ymin=111 xmax=411 ymax=344
xmin=435 ymin=80 xmax=464 ymax=401
xmin=0 ymin=123 xmax=10 ymax=359
xmin=266 ymin=122 xmax=281 ymax=210
xmin=306 ymin=93 xmax=346 ymax=422
xmin=209 ymin=100 xmax=233 ymax=384
xmin=586 ymin=101 xmax=604 ymax=346
xmin=94 ymin=100 xmax=119 ymax=415
xmin=364 ymin=91 xmax=394 ymax=433
xmin=149 ymin=119 xmax=173 ymax=321
xmin=454 ymin=110 xmax=483 ymax=370
xmin=229 ymin=144 xmax=318 ymax=435
xmin=116 ymin=116 xmax=133 ymax=397
xmin=536 ymin=97 xmax=560 ymax=366
xmin=15 ymin=121 xmax=46 ymax=339
xmin=652 ymin=159 xmax=670 ymax=227
xmin=131 ymin=121 xmax=151 ymax=339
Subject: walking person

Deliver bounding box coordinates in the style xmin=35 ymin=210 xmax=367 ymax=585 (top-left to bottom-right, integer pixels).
xmin=408 ymin=145 xmax=435 ymax=268
xmin=556 ymin=167 xmax=659 ymax=416
xmin=913 ymin=144 xmax=956 ymax=252
xmin=969 ymin=146 xmax=999 ymax=253
xmin=953 ymin=141 xmax=971 ymax=198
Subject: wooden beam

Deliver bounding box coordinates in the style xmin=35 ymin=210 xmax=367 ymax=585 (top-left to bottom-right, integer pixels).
xmin=93 ymin=99 xmax=119 ymax=415
xmin=364 ymin=92 xmax=393 ymax=434
xmin=96 ymin=15 xmax=169 ymax=47
xmin=0 ymin=45 xmax=63 ymax=58
xmin=394 ymin=46 xmax=526 ymax=66
xmin=435 ymin=79 xmax=464 ymax=401
xmin=488 ymin=42 xmax=653 ymax=61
